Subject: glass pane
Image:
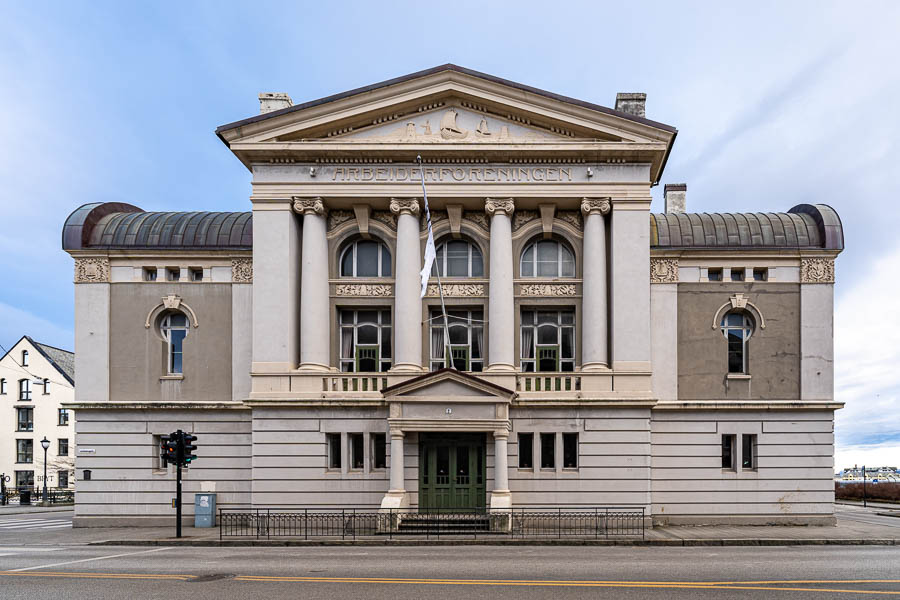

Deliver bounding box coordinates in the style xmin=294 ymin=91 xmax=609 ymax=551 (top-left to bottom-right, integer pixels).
xmin=446 ymin=241 xmax=469 ymax=277
xmin=742 ymin=434 xmax=754 ymax=469
xmin=449 ymin=324 xmax=467 ymax=345
xmin=537 ymin=324 xmax=557 ymax=345
xmin=561 ymin=327 xmax=574 ymax=358
xmin=341 ymin=328 xmax=353 ymax=358
xmin=538 ymin=311 xmax=556 ymax=325
xmin=563 ymin=433 xmax=578 ymax=468
xmin=381 ymin=245 xmax=391 ymax=277
xmin=432 ymin=246 xmax=443 ymax=277
xmin=381 ymin=310 xmax=391 ymax=325
xmin=722 ymin=435 xmax=734 ymax=468
xmin=172 ymin=350 xmax=183 ymax=374
xmin=537 ymin=241 xmax=556 ymax=262
xmin=471 ymin=247 xmax=483 ymax=277
xmin=725 ymin=313 xmax=744 ymax=328
xmin=521 ymin=310 xmax=534 ymax=325
xmin=358 ymin=353 xmax=377 ymax=372
xmin=561 ymin=246 xmax=575 ymax=277
xmin=357 ymin=325 xmax=377 ymax=345
xmin=356 ymin=241 xmax=379 ymax=276
xmin=381 ymin=327 xmax=391 ymax=358
xmin=341 ymin=247 xmax=353 ymax=276
xmin=456 ymin=445 xmax=470 ymax=484
xmin=561 ymin=311 xmax=574 ymax=325
xmin=357 ymin=310 xmax=378 ymax=324
xmin=168 ymin=313 xmax=187 ymax=327
xmin=340 ymin=310 xmax=353 ymax=324
xmin=472 ymin=327 xmax=482 ymax=358
xmin=540 ymin=433 xmax=555 ymax=469
xmin=521 ymin=246 xmax=534 ymax=276
xmin=518 ymin=433 xmax=533 ymax=469
xmin=437 ymin=446 xmax=450 ymax=483
xmin=373 ymin=434 xmax=386 ymax=469
xmin=351 ymin=434 xmax=364 ymax=469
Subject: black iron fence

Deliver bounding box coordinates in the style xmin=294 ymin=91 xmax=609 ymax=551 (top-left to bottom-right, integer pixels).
xmin=1 ymin=488 xmax=75 ymax=506
xmin=219 ymin=507 xmax=645 ymax=541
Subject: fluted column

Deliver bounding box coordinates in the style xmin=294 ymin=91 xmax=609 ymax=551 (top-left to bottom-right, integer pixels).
xmin=490 ymin=430 xmax=512 ymax=510
xmin=390 ymin=198 xmax=423 ymax=372
xmin=293 ymin=197 xmax=330 ymax=371
xmin=581 ymin=198 xmax=611 ymax=370
xmin=485 ymin=198 xmax=516 ymax=372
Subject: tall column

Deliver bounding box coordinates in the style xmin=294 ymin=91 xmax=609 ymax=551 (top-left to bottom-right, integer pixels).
xmin=581 ymin=198 xmax=611 ymax=370
xmin=390 ymin=198 xmax=423 ymax=372
xmin=381 ymin=430 xmax=409 ymax=510
xmin=490 ymin=430 xmax=512 ymax=510
xmin=293 ymin=197 xmax=330 ymax=371
xmin=485 ymin=198 xmax=516 ymax=372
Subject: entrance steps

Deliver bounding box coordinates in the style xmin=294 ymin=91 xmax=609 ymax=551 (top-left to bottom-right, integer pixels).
xmin=397 ymin=514 xmax=492 ymax=535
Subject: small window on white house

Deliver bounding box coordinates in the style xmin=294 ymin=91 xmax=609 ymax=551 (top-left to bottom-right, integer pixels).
xmin=18 ymin=379 xmax=31 ymax=401
xmin=143 ymin=267 xmax=158 ymax=281
xmin=160 ymin=312 xmax=190 ymax=374
xmin=0 ymin=378 xmax=6 ymax=394
xmin=58 ymin=470 xmax=69 ymax=488
xmin=58 ymin=408 xmax=70 ymax=426
xmin=326 ymin=433 xmax=341 ymax=469
xmin=43 ymin=379 xmax=49 ymax=394
xmin=58 ymin=438 xmax=69 ymax=456
xmin=349 ymin=433 xmax=364 ymax=470
xmin=742 ymin=434 xmax=757 ymax=470
xmin=21 ymin=349 xmax=28 ymax=366
xmin=166 ymin=268 xmax=181 ymax=281
xmin=189 ymin=268 xmax=203 ymax=282
xmin=722 ymin=434 xmax=736 ymax=470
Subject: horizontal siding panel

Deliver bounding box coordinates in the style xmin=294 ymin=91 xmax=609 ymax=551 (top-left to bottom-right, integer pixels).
xmin=583 ymin=419 xmax=650 ymax=431
xmin=652 ymin=479 xmax=834 ymax=492
xmin=252 ymin=419 xmax=321 ymax=432
xmin=652 ymin=445 xmax=719 ymax=457
xmin=763 ymin=421 xmax=833 ymax=433
xmin=756 ymin=444 xmax=833 ymax=456
xmin=651 ymin=421 xmax=717 ymax=433
xmin=652 ymin=491 xmax=833 ymax=503
xmin=651 ymin=456 xmax=721 ymax=468
xmin=651 ymin=411 xmax=833 ymax=422
xmin=651 ymin=502 xmax=834 ymax=515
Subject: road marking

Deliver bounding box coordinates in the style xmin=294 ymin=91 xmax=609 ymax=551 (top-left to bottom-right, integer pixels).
xmin=0 ymin=571 xmax=193 ymax=581
xmin=0 ymin=519 xmax=70 ymax=525
xmin=0 ymin=547 xmax=59 ymax=553
xmin=7 ymin=547 xmax=173 ymax=572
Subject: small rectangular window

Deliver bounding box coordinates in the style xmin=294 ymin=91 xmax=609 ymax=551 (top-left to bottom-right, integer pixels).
xmin=143 ymin=267 xmax=158 ymax=281
xmin=722 ymin=434 xmax=736 ymax=470
xmin=372 ymin=433 xmax=386 ymax=469
xmin=17 ymin=439 xmax=33 ymax=463
xmin=166 ymin=267 xmax=180 ymax=281
xmin=326 ymin=433 xmax=341 ymax=469
xmin=707 ymin=268 xmax=722 ymax=282
xmin=540 ymin=433 xmax=555 ymax=469
xmin=22 ymin=350 xmax=29 ymax=366
xmin=731 ymin=268 xmax=745 ymax=282
xmin=19 ymin=379 xmax=31 ymax=401
xmin=43 ymin=379 xmax=49 ymax=395
xmin=742 ymin=434 xmax=757 ymax=470
xmin=349 ymin=433 xmax=364 ymax=470
xmin=59 ymin=438 xmax=69 ymax=456
xmin=0 ymin=378 xmax=6 ymax=394
xmin=58 ymin=470 xmax=69 ymax=488
xmin=58 ymin=408 xmax=69 ymax=426
xmin=753 ymin=268 xmax=768 ymax=281
xmin=189 ymin=267 xmax=203 ymax=282
xmin=16 ymin=471 xmax=34 ymax=488
xmin=17 ymin=408 xmax=33 ymax=432
xmin=562 ymin=433 xmax=578 ymax=469
xmin=517 ymin=432 xmax=533 ymax=469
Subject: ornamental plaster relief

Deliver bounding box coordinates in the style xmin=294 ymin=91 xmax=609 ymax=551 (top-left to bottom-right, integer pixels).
xmin=556 ymin=211 xmax=584 ymax=231
xmin=335 ymin=284 xmax=393 ymax=297
xmin=463 ymin=211 xmax=490 ymax=231
xmin=800 ymin=258 xmax=835 ymax=283
xmin=425 ymin=283 xmax=485 ymax=297
xmin=327 ymin=210 xmax=354 ymax=231
xmin=292 ymin=197 xmax=326 ymax=216
xmin=389 ymin=198 xmax=420 ymax=216
xmin=371 ymin=210 xmax=397 ymax=231
xmin=650 ymin=258 xmax=679 ymax=284
xmin=74 ymin=257 xmax=110 ymax=283
xmin=519 ymin=283 xmax=578 ymax=296
xmin=419 ymin=210 xmax=447 ymax=232
xmin=512 ymin=210 xmax=538 ymax=232
xmin=232 ymin=258 xmax=253 ymax=283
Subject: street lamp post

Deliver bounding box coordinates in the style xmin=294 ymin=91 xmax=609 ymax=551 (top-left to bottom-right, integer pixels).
xmin=40 ymin=437 xmax=50 ymax=505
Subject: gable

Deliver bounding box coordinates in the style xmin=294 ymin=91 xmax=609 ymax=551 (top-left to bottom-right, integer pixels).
xmin=383 ymin=368 xmax=513 ymax=400
xmin=399 ymin=379 xmax=492 ymax=397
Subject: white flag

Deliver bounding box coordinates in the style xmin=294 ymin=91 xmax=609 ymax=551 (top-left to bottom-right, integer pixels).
xmin=420 ymin=201 xmax=436 ymax=298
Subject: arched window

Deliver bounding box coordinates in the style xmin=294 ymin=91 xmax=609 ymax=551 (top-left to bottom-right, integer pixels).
xmin=340 ymin=240 xmax=392 ymax=277
xmin=21 ymin=349 xmax=28 ymax=367
xmin=18 ymin=378 xmax=31 ymax=401
xmin=721 ymin=312 xmax=754 ymax=374
xmin=160 ymin=312 xmax=190 ymax=374
xmin=520 ymin=239 xmax=575 ymax=278
xmin=431 ymin=240 xmax=484 ymax=278
xmin=0 ymin=378 xmax=6 ymax=395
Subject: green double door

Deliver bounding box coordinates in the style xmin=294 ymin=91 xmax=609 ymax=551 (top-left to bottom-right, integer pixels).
xmin=419 ymin=433 xmax=486 ymax=511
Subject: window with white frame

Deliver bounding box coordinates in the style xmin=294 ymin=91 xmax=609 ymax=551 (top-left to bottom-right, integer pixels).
xmin=721 ymin=311 xmax=754 ymax=374
xmin=43 ymin=379 xmax=49 ymax=394
xmin=59 ymin=438 xmax=69 ymax=456
xmin=340 ymin=240 xmax=392 ymax=277
xmin=17 ymin=439 xmax=33 ymax=463
xmin=339 ymin=309 xmax=392 ymax=372
xmin=429 ymin=309 xmax=484 ymax=371
xmin=21 ymin=349 xmax=28 ymax=366
xmin=432 ymin=240 xmax=483 ymax=277
xmin=18 ymin=379 xmax=31 ymax=401
xmin=742 ymin=434 xmax=757 ymax=470
xmin=58 ymin=470 xmax=69 ymax=488
xmin=17 ymin=407 xmax=33 ymax=432
xmin=58 ymin=408 xmax=69 ymax=426
xmin=520 ymin=309 xmax=575 ymax=372
xmin=160 ymin=312 xmax=190 ymax=374
xmin=520 ymin=239 xmax=575 ymax=278
xmin=0 ymin=378 xmax=6 ymax=394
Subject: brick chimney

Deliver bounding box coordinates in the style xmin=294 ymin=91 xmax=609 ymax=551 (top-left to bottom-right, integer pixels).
xmin=664 ymin=184 xmax=687 ymax=213
xmin=615 ymin=93 xmax=646 ymax=118
xmin=259 ymin=92 xmax=293 ymax=114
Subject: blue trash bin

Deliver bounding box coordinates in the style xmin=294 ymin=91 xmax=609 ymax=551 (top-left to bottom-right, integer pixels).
xmin=194 ymin=493 xmax=216 ymax=528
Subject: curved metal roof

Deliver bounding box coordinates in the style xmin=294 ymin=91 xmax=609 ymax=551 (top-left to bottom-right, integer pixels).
xmin=651 ymin=204 xmax=843 ymax=250
xmin=62 ymin=203 xmax=252 ymax=250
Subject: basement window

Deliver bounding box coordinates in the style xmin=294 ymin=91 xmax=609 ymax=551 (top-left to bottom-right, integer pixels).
xmin=742 ymin=434 xmax=758 ymax=470
xmin=349 ymin=433 xmax=364 ymax=470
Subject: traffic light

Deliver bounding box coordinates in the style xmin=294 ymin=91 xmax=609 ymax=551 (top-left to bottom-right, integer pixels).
xmin=160 ymin=434 xmax=178 ymax=467
xmin=182 ymin=433 xmax=198 ymax=465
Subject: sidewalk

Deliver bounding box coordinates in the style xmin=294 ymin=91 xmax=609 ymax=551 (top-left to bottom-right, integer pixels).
xmin=0 ymin=504 xmax=74 ymax=516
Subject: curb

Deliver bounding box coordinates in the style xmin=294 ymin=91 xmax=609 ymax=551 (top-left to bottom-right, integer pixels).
xmin=90 ymin=537 xmax=900 ymax=548
xmin=0 ymin=506 xmax=74 ymax=516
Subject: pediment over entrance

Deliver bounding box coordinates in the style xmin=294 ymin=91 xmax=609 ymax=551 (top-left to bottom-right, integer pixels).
xmin=383 ymin=368 xmax=514 ymax=403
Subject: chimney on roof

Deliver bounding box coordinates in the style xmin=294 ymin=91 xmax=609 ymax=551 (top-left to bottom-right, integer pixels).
xmin=664 ymin=184 xmax=687 ymax=213
xmin=615 ymin=93 xmax=646 ymax=118
xmin=259 ymin=92 xmax=293 ymax=114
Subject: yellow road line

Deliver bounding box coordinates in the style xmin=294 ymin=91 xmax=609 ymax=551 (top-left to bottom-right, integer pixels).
xmin=0 ymin=571 xmax=194 ymax=581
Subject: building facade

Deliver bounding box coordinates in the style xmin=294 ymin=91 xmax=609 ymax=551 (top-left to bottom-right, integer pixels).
xmin=1 ymin=336 xmax=75 ymax=492
xmin=62 ymin=65 xmax=843 ymax=527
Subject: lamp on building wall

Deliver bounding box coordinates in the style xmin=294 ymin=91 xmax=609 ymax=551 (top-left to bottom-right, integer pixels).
xmin=40 ymin=437 xmax=50 ymax=505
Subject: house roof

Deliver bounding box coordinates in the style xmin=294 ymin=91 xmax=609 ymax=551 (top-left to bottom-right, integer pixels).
xmin=0 ymin=335 xmax=74 ymax=385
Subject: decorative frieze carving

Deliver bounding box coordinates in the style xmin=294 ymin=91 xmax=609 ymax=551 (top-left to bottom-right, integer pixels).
xmin=420 ymin=210 xmax=447 ymax=231
xmin=556 ymin=210 xmax=584 ymax=231
xmin=580 ymin=197 xmax=611 ymax=216
xmin=463 ymin=211 xmax=490 ymax=230
xmin=327 ymin=210 xmax=354 ymax=230
xmin=800 ymin=258 xmax=835 ymax=283
xmin=371 ymin=210 xmax=397 ymax=231
xmin=74 ymin=257 xmax=109 ymax=283
xmin=484 ymin=198 xmax=515 ymax=217
xmin=650 ymin=258 xmax=679 ymax=284
xmin=232 ymin=258 xmax=253 ymax=283
xmin=389 ymin=198 xmax=420 ymax=216
xmin=293 ymin=197 xmax=326 ymax=216
xmin=426 ymin=283 xmax=485 ymax=297
xmin=512 ymin=210 xmax=538 ymax=232
xmin=335 ymin=283 xmax=393 ymax=297
xmin=519 ymin=283 xmax=578 ymax=296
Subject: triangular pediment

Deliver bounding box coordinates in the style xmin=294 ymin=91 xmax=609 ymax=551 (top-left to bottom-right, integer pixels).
xmin=382 ymin=368 xmax=514 ymax=401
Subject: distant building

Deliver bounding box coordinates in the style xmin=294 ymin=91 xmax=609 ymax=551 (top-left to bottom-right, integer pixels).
xmin=838 ymin=467 xmax=900 ymax=482
xmin=0 ymin=336 xmax=75 ymax=491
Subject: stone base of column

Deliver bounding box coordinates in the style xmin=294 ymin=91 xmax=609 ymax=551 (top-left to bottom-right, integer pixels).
xmin=485 ymin=362 xmax=517 ymax=373
xmin=580 ymin=362 xmax=612 ymax=372
xmin=389 ymin=362 xmax=426 ymax=373
xmin=297 ymin=362 xmax=331 ymax=373
xmin=489 ymin=490 xmax=513 ymax=532
xmin=489 ymin=490 xmax=512 ymax=511
xmin=379 ymin=490 xmax=409 ymax=511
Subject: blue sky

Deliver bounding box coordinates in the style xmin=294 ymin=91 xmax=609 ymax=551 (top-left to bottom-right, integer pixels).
xmin=2 ymin=1 xmax=898 ymax=468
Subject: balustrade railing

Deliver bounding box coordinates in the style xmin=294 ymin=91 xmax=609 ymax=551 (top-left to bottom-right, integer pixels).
xmin=517 ymin=373 xmax=581 ymax=393
xmin=323 ymin=374 xmax=389 ymax=393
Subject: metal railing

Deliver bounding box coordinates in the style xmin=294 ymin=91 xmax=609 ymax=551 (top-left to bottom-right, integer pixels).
xmin=219 ymin=506 xmax=644 ymax=540
xmin=1 ymin=488 xmax=75 ymax=506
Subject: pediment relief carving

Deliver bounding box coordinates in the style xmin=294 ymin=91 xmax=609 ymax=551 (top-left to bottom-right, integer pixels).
xmin=383 ymin=369 xmax=514 ymax=401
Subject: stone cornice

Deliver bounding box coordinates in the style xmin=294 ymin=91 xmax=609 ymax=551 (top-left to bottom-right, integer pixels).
xmin=389 ymin=198 xmax=420 ymax=216
xmin=485 ymin=198 xmax=515 ymax=217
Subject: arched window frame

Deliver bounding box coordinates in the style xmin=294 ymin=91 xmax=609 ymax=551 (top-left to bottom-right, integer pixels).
xmin=720 ymin=311 xmax=754 ymax=375
xmin=0 ymin=378 xmax=6 ymax=395
xmin=21 ymin=349 xmax=28 ymax=367
xmin=160 ymin=311 xmax=190 ymax=375
xmin=431 ymin=239 xmax=484 ymax=278
xmin=18 ymin=378 xmax=31 ymax=401
xmin=519 ymin=238 xmax=576 ymax=278
xmin=339 ymin=239 xmax=392 ymax=278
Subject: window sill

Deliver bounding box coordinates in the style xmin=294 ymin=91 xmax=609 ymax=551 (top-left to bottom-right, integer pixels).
xmin=160 ymin=375 xmax=184 ymax=381
xmin=726 ymin=373 xmax=751 ymax=380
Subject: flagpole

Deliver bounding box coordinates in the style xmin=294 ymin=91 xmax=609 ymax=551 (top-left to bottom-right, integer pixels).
xmin=417 ymin=155 xmax=454 ymax=369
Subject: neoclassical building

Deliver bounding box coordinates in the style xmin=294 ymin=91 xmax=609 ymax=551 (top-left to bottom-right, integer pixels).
xmin=62 ymin=65 xmax=843 ymax=526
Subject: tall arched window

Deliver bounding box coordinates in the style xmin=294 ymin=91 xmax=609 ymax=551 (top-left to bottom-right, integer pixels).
xmin=18 ymin=378 xmax=31 ymax=401
xmin=160 ymin=312 xmax=190 ymax=374
xmin=21 ymin=349 xmax=28 ymax=367
xmin=520 ymin=239 xmax=575 ymax=278
xmin=340 ymin=240 xmax=392 ymax=277
xmin=432 ymin=240 xmax=484 ymax=277
xmin=721 ymin=312 xmax=754 ymax=374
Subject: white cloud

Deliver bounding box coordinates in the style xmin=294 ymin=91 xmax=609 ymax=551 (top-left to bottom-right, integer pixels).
xmin=836 ymin=443 xmax=900 ymax=473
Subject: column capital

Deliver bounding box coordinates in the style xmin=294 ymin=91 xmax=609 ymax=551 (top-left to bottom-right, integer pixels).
xmin=390 ymin=429 xmax=405 ymax=439
xmin=581 ymin=197 xmax=611 ymax=216
xmin=493 ymin=430 xmax=510 ymax=441
xmin=292 ymin=197 xmax=326 ymax=216
xmin=485 ymin=198 xmax=515 ymax=217
xmin=389 ymin=198 xmax=420 ymax=216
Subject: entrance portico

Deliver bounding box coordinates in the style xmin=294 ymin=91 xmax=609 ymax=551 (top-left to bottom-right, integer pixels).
xmin=379 ymin=369 xmax=513 ymax=512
